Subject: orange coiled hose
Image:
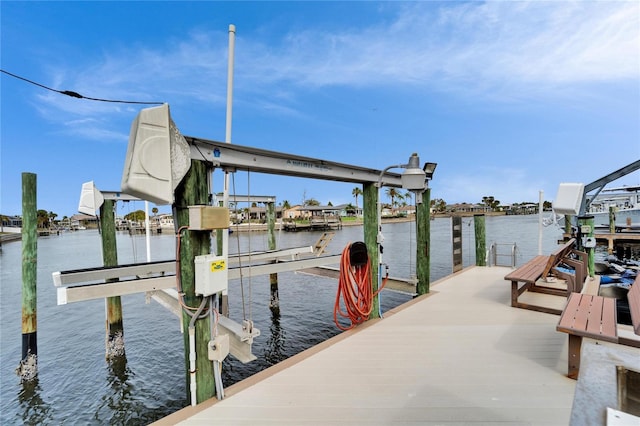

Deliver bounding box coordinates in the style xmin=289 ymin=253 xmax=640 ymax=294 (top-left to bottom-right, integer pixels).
xmin=333 ymin=243 xmax=387 ymax=331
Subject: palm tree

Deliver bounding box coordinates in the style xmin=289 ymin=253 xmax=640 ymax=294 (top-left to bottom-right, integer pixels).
xmin=385 ymin=188 xmax=399 ymax=213
xmin=152 ymin=207 xmax=159 ymax=216
xmin=0 ymin=214 xmax=9 ymax=232
xmin=404 ymin=191 xmax=413 ymax=205
xmin=48 ymin=211 xmax=58 ymax=227
xmin=352 ymin=187 xmax=363 ymax=209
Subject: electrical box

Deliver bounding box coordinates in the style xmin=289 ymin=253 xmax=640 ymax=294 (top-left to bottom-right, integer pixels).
xmin=208 ymin=335 xmax=230 ymax=362
xmin=195 ymin=254 xmax=228 ymax=296
xmin=189 ymin=206 xmax=229 ymax=230
xmin=582 ymin=237 xmax=596 ymax=248
xmin=553 ymin=183 xmax=585 ymax=216
xmin=121 ymin=104 xmax=191 ymax=205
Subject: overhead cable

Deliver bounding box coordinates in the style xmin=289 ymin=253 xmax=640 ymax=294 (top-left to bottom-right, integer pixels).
xmin=1 ymin=69 xmax=164 ymax=105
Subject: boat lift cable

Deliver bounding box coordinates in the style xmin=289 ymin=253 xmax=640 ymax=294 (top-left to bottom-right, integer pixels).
xmin=247 ymin=170 xmax=253 ymax=323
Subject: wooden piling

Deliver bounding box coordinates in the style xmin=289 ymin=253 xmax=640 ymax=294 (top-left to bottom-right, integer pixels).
xmin=363 ymin=183 xmax=380 ymax=319
xmin=267 ymin=202 xmax=279 ymax=314
xmin=577 ymin=215 xmax=595 ymax=278
xmin=452 ymin=216 xmax=463 ymax=273
xmin=18 ymin=172 xmax=38 ymax=381
xmin=474 ymin=214 xmax=486 ymax=267
xmin=174 ymin=160 xmax=215 ymax=403
xmin=609 ymin=207 xmax=616 ymax=235
xmin=100 ymin=199 xmax=125 ymax=359
xmin=564 ymin=215 xmax=573 ymax=236
xmin=416 ymin=189 xmax=431 ymax=295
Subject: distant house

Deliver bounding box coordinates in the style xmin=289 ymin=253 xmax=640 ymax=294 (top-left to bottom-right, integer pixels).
xmin=446 ymin=203 xmax=490 ymax=214
xmin=283 ymin=205 xmax=306 ymax=219
xmin=1 ymin=215 xmax=22 ymax=228
xmin=298 ymin=205 xmax=342 ymax=218
xmin=69 ymin=213 xmax=98 ymax=229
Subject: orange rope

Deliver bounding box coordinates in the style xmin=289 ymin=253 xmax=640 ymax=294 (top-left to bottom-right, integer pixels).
xmin=333 ymin=243 xmax=387 ymax=331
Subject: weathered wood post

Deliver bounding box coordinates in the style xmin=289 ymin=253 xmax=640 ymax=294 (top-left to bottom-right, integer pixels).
xmin=577 ymin=215 xmax=595 ymax=278
xmin=17 ymin=172 xmax=38 ymax=381
xmin=474 ymin=214 xmax=486 ymax=267
xmin=363 ymin=183 xmax=380 ymax=319
xmin=564 ymin=214 xmax=573 ymax=238
xmin=416 ymin=188 xmax=431 ymax=295
xmin=267 ymin=202 xmax=279 ymax=314
xmin=174 ymin=160 xmax=215 ymax=403
xmin=452 ymin=216 xmax=463 ymax=273
xmin=609 ymin=206 xmax=616 ymax=235
xmin=100 ymin=198 xmax=126 ymax=359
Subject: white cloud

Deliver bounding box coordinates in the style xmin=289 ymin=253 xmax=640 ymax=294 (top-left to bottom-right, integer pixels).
xmin=33 ymin=1 xmax=638 ymax=138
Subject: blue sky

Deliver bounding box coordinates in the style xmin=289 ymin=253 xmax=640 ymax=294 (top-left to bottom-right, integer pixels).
xmin=1 ymin=1 xmax=639 ymax=219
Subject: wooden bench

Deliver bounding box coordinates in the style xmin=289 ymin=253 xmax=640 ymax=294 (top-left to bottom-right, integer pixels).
xmin=557 ymin=275 xmax=640 ymax=379
xmin=504 ymin=238 xmax=579 ymax=315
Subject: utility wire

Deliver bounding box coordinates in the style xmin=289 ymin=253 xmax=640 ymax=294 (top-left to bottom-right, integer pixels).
xmin=1 ymin=69 xmax=164 ymax=105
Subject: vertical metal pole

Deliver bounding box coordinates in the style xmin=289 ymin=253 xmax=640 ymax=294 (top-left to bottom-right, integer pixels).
xmin=474 ymin=214 xmax=486 ymax=267
xmin=416 ymin=188 xmax=431 ymax=294
xmin=144 ymin=201 xmax=151 ymax=261
xmin=220 ymin=24 xmax=236 ymax=318
xmin=538 ymin=190 xmax=543 ymax=255
xmin=18 ymin=172 xmax=38 ymax=381
xmin=101 ymin=199 xmax=125 ymax=359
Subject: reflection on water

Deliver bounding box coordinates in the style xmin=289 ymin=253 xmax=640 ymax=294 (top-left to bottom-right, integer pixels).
xmin=263 ymin=308 xmax=287 ymax=366
xmin=17 ymin=379 xmax=52 ymax=425
xmin=1 ymin=216 xmax=567 ymax=424
xmin=95 ymin=356 xmax=133 ymax=424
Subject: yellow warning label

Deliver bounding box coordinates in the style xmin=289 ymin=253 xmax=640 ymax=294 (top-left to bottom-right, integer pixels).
xmin=210 ymin=260 xmax=226 ymax=272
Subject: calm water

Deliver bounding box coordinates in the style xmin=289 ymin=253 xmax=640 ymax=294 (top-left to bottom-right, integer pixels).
xmin=1 ymin=215 xmax=563 ymax=424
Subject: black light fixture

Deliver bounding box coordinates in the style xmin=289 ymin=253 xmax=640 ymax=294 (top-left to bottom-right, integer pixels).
xmin=423 ymin=162 xmax=438 ymax=180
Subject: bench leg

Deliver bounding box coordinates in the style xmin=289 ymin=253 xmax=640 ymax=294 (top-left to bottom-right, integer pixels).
xmin=511 ymin=281 xmax=518 ymax=307
xmin=567 ymin=334 xmax=582 ymax=379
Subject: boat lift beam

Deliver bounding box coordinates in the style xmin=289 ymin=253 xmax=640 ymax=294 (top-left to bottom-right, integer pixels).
xmin=579 ymin=159 xmax=640 ymax=215
xmin=186 ymin=136 xmax=406 ymax=188
xmin=54 ymin=252 xmax=340 ymax=304
xmin=52 ymin=246 xmax=315 ymax=287
xmin=144 ymin=288 xmax=260 ymax=363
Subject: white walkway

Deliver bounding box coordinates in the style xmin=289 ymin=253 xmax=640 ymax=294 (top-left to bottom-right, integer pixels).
xmin=155 ymin=266 xmax=577 ymax=425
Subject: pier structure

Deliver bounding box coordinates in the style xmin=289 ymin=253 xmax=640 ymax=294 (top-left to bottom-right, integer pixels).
xmin=52 ymin=102 xmax=436 ymax=407
xmin=152 ymin=265 xmax=639 ymax=425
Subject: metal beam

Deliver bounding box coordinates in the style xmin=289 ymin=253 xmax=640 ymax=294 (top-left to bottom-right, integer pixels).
xmin=58 ymin=275 xmax=175 ymax=305
xmin=101 ymin=191 xmax=141 ymax=201
xmin=145 ymin=288 xmax=260 ymax=363
xmin=53 ymin=260 xmax=176 ymax=287
xmin=55 ymin=254 xmax=341 ymax=304
xmin=580 ymin=159 xmax=640 ymax=215
xmin=52 ymin=246 xmax=315 ymax=287
xmin=216 ymin=194 xmax=277 ymax=204
xmin=186 ymin=136 xmax=405 ymax=187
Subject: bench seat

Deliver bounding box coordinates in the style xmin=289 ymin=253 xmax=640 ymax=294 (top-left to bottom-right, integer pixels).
xmin=504 ymin=238 xmax=580 ymax=315
xmin=557 ymin=275 xmax=640 ymax=379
